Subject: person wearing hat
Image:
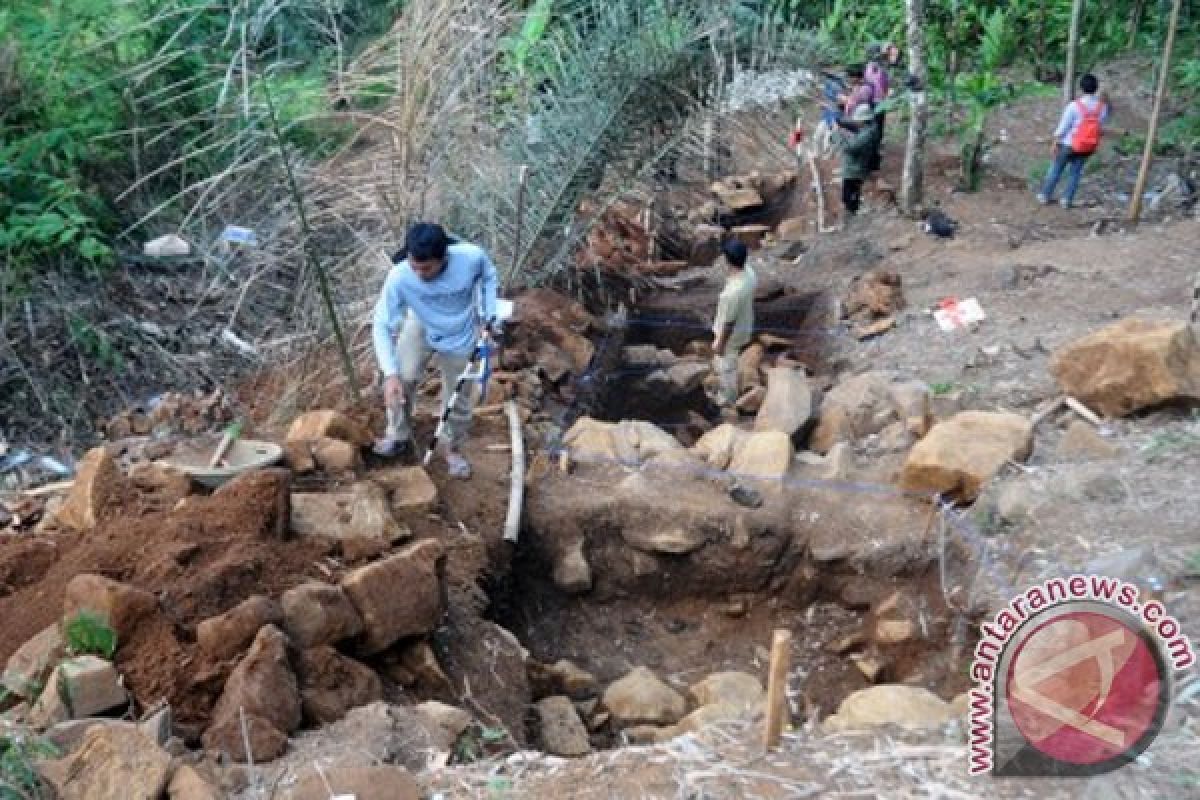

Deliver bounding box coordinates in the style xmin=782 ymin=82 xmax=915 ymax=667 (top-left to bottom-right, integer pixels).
xmin=837 ymin=104 xmax=881 ymax=219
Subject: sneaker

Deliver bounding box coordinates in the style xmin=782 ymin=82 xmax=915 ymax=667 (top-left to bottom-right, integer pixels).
xmin=445 ymin=451 xmax=472 ymax=479
xmin=1060 ymin=198 xmax=1073 ymax=209
xmin=372 ymin=435 xmax=412 ymax=458
xmin=1036 ymin=193 xmax=1050 ymax=205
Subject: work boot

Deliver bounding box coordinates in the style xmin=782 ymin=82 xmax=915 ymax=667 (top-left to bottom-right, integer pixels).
xmin=372 ymin=435 xmax=413 ymax=459
xmin=445 ymin=450 xmax=472 ymax=480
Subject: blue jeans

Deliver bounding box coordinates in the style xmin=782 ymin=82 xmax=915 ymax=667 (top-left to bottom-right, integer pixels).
xmin=1041 ymin=147 xmax=1088 ymax=205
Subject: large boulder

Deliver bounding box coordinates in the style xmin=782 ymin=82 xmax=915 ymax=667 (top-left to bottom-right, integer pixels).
xmin=341 ymin=539 xmax=446 ymax=655
xmin=372 ymin=466 xmax=439 ymax=513
xmin=564 ymin=418 xmax=683 ymax=468
xmin=2 ymin=625 xmax=65 ymax=700
xmin=1049 ymin=318 xmax=1200 ymax=417
xmin=196 ymin=595 xmax=283 ymax=661
xmin=29 ymin=656 xmax=128 ymax=728
xmin=535 ymin=695 xmax=592 ymax=757
xmin=53 ymin=725 xmax=172 ymax=800
xmin=281 ymin=583 xmax=364 ymax=649
xmin=289 ymin=483 xmax=405 ymax=559
xmin=602 ymin=667 xmax=686 ymax=727
xmin=56 ymin=449 xmax=128 ymax=531
xmin=621 ymin=523 xmax=708 ymax=555
xmin=202 ymin=625 xmax=301 ymax=762
xmin=62 ymin=574 xmax=157 ymax=646
xmin=693 ymin=424 xmax=794 ymax=480
xmin=414 ymin=701 xmax=474 ymax=750
xmin=738 ymin=343 xmax=766 ymax=389
xmin=809 ymin=371 xmax=898 ymax=454
xmin=900 ymin=411 xmax=1033 ymax=502
xmin=823 ymin=685 xmax=959 ymax=732
xmin=728 ymin=431 xmax=794 ymax=481
xmin=688 ymin=672 xmax=765 ymax=712
xmin=294 ymin=647 xmax=383 ymax=726
xmin=282 ymin=766 xmax=420 ymax=800
xmin=167 ymin=765 xmax=221 ymax=800
xmin=551 ymin=537 xmax=592 ymax=594
xmin=753 ymin=367 xmax=814 ymax=437
xmin=286 ymin=410 xmax=372 ymax=446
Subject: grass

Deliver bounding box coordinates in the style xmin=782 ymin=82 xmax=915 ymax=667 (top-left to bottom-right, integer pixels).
xmin=0 ymin=730 xmax=59 ymax=800
xmin=1140 ymin=429 xmax=1200 ymax=463
xmin=62 ymin=611 xmax=116 ymax=660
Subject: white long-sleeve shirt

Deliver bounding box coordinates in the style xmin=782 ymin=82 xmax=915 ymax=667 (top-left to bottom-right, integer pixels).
xmin=372 ymin=242 xmax=499 ymax=376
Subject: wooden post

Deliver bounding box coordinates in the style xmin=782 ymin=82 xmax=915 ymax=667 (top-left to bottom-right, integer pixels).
xmin=1063 ymin=0 xmax=1085 ymax=104
xmin=763 ymin=628 xmax=793 ymax=751
xmin=1130 ymin=0 xmax=1183 ymax=223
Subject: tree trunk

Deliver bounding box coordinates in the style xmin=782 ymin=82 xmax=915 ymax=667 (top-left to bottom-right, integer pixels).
xmin=1036 ymin=0 xmax=1047 ymax=79
xmin=901 ymin=0 xmax=929 ymax=214
xmin=1130 ymin=0 xmax=1183 ymax=223
xmin=1063 ymin=0 xmax=1085 ymax=103
xmin=1128 ymin=0 xmax=1147 ymax=49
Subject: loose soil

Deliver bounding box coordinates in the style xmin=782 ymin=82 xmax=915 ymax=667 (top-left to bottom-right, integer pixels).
xmin=4 ymin=55 xmax=1200 ymax=800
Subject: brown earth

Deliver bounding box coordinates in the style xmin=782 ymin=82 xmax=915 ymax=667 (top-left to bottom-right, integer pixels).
xmin=6 ymin=55 xmax=1200 ymax=800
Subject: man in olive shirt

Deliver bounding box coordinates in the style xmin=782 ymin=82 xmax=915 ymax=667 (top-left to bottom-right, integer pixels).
xmin=712 ymin=239 xmax=757 ymax=411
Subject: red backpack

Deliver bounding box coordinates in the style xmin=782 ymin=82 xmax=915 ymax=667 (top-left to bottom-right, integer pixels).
xmin=1070 ymin=100 xmax=1104 ymax=154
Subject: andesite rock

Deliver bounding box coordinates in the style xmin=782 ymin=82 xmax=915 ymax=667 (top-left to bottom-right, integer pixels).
xmin=1049 ymin=318 xmax=1200 ymax=417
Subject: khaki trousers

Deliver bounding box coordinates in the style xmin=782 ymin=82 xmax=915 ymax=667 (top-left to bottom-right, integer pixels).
xmin=385 ymin=310 xmax=474 ymax=449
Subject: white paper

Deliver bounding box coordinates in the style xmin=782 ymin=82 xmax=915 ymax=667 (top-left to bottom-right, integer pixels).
xmin=934 ymin=297 xmax=986 ymax=331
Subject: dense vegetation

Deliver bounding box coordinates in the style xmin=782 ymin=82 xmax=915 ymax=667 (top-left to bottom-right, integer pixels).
xmin=0 ymin=0 xmax=1194 ymax=300
xmin=0 ymin=0 xmax=402 ymax=297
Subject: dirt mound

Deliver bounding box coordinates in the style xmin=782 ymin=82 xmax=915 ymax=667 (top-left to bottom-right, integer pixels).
xmin=0 ymin=471 xmax=331 ymax=741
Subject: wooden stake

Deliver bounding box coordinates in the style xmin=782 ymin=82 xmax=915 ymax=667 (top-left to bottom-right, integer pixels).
xmin=763 ymin=628 xmax=793 ymax=751
xmin=805 ymin=153 xmax=831 ymax=234
xmin=503 ymin=400 xmax=525 ymax=543
xmin=1130 ymin=0 xmax=1183 ymax=223
xmin=1065 ymin=396 xmax=1105 ymax=426
xmin=1030 ymin=396 xmax=1066 ymax=428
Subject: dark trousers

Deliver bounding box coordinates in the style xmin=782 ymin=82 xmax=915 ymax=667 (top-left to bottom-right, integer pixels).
xmin=869 ymin=112 xmax=886 ymax=172
xmin=842 ymin=179 xmax=864 ymax=214
xmin=1040 ymin=147 xmax=1088 ymax=205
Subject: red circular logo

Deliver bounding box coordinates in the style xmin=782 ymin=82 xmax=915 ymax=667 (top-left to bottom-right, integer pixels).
xmin=1005 ymin=611 xmax=1164 ymax=765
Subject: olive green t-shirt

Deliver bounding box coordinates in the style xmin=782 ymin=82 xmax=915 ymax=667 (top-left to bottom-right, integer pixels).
xmin=713 ymin=266 xmax=756 ymax=354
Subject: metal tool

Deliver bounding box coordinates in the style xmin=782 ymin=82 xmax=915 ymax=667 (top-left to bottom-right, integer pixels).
xmin=422 ymin=334 xmax=495 ymax=467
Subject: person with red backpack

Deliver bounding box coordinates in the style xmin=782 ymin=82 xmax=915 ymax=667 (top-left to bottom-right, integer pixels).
xmin=1037 ymin=73 xmax=1112 ymax=209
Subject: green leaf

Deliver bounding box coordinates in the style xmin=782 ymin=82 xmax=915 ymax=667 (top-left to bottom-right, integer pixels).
xmin=63 ymin=610 xmax=118 ymax=659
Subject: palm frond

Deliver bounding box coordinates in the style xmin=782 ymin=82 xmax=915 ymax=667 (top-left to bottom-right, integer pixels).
xmin=438 ymin=0 xmax=738 ymax=291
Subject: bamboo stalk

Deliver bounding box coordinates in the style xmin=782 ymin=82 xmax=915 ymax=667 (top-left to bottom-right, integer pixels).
xmin=1130 ymin=0 xmax=1183 ymax=223
xmin=503 ymin=400 xmax=525 ymax=543
xmin=763 ymin=628 xmax=793 ymax=751
xmin=262 ymin=80 xmax=362 ymax=404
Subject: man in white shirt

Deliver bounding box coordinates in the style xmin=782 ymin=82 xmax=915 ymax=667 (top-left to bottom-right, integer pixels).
xmin=371 ymin=223 xmax=499 ymax=479
xmin=711 ymin=239 xmax=757 ymax=412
